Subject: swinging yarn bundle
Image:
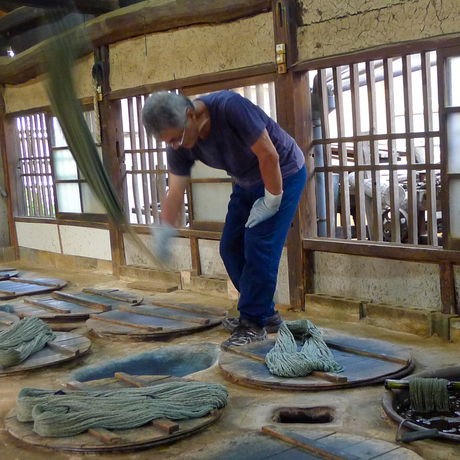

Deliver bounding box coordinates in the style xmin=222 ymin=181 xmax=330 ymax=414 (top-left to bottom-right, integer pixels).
xmin=409 ymin=377 xmax=450 ymax=413
xmin=17 ymin=381 xmax=228 ymax=437
xmin=266 ymin=319 xmax=344 ymax=377
xmin=0 ymin=317 xmax=55 ymax=369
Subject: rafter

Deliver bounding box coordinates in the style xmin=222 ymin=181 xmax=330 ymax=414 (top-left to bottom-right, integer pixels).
xmin=0 ymin=1 xmax=120 ymax=15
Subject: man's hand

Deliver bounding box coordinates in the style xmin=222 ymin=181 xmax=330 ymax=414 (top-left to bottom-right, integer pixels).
xmin=150 ymin=223 xmax=177 ymax=262
xmin=245 ymin=189 xmax=283 ymax=228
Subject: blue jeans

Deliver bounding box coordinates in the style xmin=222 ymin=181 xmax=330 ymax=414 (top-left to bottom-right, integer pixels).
xmin=219 ymin=165 xmax=307 ymax=328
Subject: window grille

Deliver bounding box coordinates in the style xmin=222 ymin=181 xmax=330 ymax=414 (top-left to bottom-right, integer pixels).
xmin=121 ymin=81 xmax=276 ymax=228
xmin=309 ymin=51 xmax=441 ymax=246
xmin=16 ymin=113 xmax=55 ymax=217
xmin=121 ymin=95 xmax=173 ymax=226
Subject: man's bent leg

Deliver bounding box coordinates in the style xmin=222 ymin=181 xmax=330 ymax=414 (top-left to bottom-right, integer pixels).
xmin=237 ymin=166 xmax=307 ymax=328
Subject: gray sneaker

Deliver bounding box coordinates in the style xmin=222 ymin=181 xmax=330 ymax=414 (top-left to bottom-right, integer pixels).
xmin=221 ymin=319 xmax=268 ymax=351
xmin=222 ymin=310 xmax=282 ymax=334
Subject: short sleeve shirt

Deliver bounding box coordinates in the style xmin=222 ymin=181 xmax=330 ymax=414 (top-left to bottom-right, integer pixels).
xmin=167 ymin=90 xmax=305 ymax=189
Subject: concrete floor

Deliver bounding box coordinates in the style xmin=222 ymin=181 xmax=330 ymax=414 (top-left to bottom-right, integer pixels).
xmin=1 ymin=261 xmax=460 ymax=460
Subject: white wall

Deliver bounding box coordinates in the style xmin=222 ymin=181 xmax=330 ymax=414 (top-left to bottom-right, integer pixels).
xmin=315 ymin=252 xmax=442 ymax=310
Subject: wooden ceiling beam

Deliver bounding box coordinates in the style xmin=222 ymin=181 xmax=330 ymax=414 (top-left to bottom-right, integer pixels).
xmin=0 ymin=1 xmax=120 ymax=15
xmin=0 ymin=7 xmax=46 ymax=34
xmin=0 ymin=0 xmax=272 ymax=85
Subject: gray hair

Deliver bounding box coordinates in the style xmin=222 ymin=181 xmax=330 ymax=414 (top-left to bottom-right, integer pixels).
xmin=142 ymin=91 xmax=194 ymax=138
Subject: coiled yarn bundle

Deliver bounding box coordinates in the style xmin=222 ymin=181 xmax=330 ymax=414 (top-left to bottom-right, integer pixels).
xmin=17 ymin=381 xmax=228 ymax=437
xmin=409 ymin=377 xmax=450 ymax=413
xmin=266 ymin=319 xmax=344 ymax=377
xmin=0 ymin=317 xmax=55 ymax=368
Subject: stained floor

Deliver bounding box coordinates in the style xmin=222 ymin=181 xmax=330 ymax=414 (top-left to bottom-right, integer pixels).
xmin=0 ymin=261 xmax=459 ymax=460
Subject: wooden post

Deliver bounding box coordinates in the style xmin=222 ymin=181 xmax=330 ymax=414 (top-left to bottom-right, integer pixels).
xmin=95 ymin=45 xmax=126 ymax=276
xmin=440 ymin=262 xmax=457 ymax=315
xmin=0 ymin=85 xmax=19 ymax=258
xmin=272 ymin=0 xmax=315 ymax=310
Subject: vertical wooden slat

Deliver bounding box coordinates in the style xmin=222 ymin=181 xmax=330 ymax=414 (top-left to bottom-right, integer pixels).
xmin=35 ymin=113 xmax=51 ymax=217
xmin=436 ymin=49 xmax=450 ymax=250
xmin=146 ymin=134 xmax=159 ymax=224
xmin=268 ymin=81 xmax=277 ymax=121
xmin=127 ymin=97 xmax=143 ymax=223
xmin=136 ymin=96 xmax=151 ymax=225
xmin=402 ymin=55 xmax=418 ymax=244
xmin=350 ymin=63 xmax=367 ymax=240
xmin=332 ymin=66 xmax=351 ymax=239
xmin=26 ymin=116 xmax=42 ymax=215
xmin=318 ymin=69 xmax=335 ymax=238
xmin=157 ymin=147 xmax=168 ymax=208
xmin=255 ymin=83 xmax=264 ymax=111
xmin=45 ymin=114 xmax=60 ymax=216
xmin=29 ymin=114 xmax=45 ymax=216
xmin=366 ymin=61 xmax=383 ymax=241
xmin=383 ymin=58 xmax=401 ymax=243
xmin=421 ymin=51 xmax=438 ymax=246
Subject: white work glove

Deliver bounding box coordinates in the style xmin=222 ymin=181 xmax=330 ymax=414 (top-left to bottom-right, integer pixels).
xmin=245 ymin=188 xmax=283 ymax=229
xmin=150 ymin=223 xmax=177 ymax=262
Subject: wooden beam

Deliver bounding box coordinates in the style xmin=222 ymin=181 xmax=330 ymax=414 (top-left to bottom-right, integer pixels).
xmin=440 ymin=262 xmax=457 ymax=315
xmin=95 ymin=45 xmax=126 ymax=276
xmin=0 ymin=7 xmax=46 ymax=34
xmin=0 ymin=85 xmax=19 ymax=257
xmin=303 ymin=237 xmax=460 ymax=264
xmin=0 ymin=0 xmax=272 ymax=84
xmin=272 ymin=0 xmax=309 ymax=311
xmin=0 ymin=1 xmax=119 ymax=15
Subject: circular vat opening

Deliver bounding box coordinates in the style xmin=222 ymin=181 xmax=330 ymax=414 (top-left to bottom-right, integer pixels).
xmin=69 ymin=342 xmax=220 ymax=382
xmin=272 ymin=406 xmax=335 ymax=424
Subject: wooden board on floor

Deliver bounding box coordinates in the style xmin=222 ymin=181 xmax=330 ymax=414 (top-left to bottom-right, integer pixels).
xmin=0 ymin=268 xmax=18 ymax=280
xmin=0 ymin=276 xmax=67 ymax=300
xmin=0 ymin=289 xmax=144 ymax=326
xmin=86 ymin=303 xmax=226 ymax=340
xmin=0 ymin=332 xmax=91 ymax=376
xmin=219 ymin=335 xmax=413 ymax=391
xmin=0 ymin=311 xmax=20 ymax=329
xmin=195 ymin=429 xmax=424 ymax=460
xmin=127 ymin=281 xmax=179 ymax=293
xmin=5 ymin=374 xmax=223 ymax=453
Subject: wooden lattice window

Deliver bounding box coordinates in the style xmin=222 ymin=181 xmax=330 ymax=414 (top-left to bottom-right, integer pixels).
xmin=121 ymin=81 xmax=276 ymax=229
xmin=121 ymin=94 xmax=177 ymax=226
xmin=15 ymin=113 xmax=55 ymax=217
xmin=309 ymin=51 xmax=441 ymax=246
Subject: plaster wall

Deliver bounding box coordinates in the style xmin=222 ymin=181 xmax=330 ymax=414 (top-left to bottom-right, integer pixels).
xmin=59 ymin=225 xmax=111 ymax=260
xmin=15 ymin=221 xmax=60 ymax=253
xmin=297 ymin=0 xmax=460 ymax=62
xmin=315 ymin=252 xmax=441 ymax=310
xmin=123 ymin=233 xmax=193 ymax=271
xmin=4 ymin=53 xmax=94 ymax=113
xmin=109 ymin=13 xmax=274 ymax=92
xmin=190 ymin=162 xmax=232 ymax=223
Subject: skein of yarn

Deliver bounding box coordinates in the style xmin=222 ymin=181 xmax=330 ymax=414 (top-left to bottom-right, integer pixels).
xmin=266 ymin=319 xmax=344 ymax=378
xmin=0 ymin=317 xmax=55 ymax=368
xmin=17 ymin=381 xmax=229 ymax=437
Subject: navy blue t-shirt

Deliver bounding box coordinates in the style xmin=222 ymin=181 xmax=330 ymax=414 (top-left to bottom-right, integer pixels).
xmin=167 ymin=90 xmax=305 ymax=189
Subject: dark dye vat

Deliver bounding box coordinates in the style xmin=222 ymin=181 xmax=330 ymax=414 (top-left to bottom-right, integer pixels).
xmin=396 ymin=391 xmax=460 ymax=434
xmin=273 ymin=406 xmax=334 ymax=424
xmin=69 ymin=342 xmax=220 ymax=382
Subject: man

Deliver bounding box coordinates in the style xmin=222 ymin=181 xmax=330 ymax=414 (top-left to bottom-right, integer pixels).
xmin=142 ymin=90 xmax=306 ymax=350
